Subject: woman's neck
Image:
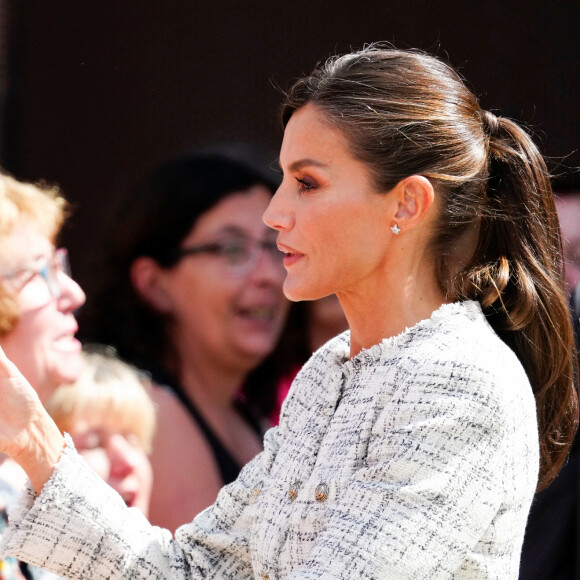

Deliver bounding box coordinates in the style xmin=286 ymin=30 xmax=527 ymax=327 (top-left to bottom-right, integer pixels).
xmin=339 ymin=262 xmax=448 ymax=358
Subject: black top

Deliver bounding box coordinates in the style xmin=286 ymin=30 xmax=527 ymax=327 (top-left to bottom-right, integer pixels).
xmin=154 ymin=369 xmax=265 ymax=485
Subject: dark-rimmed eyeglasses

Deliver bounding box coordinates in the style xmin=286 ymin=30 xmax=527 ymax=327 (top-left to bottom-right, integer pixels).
xmin=0 ymin=248 xmax=71 ymax=299
xmin=174 ymin=237 xmax=283 ymax=277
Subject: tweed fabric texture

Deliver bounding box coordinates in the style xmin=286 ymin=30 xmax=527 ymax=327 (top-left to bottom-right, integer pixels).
xmin=0 ymin=301 xmax=539 ymax=579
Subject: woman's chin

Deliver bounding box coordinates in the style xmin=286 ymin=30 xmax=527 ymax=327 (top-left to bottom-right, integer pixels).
xmin=237 ymin=343 xmax=276 ymax=367
xmin=283 ymin=279 xmax=326 ymax=303
xmin=51 ymin=351 xmax=85 ymax=386
xmin=282 ymin=278 xmax=307 ymax=302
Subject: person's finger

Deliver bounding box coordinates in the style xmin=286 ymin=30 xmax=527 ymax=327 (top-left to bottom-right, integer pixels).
xmin=0 ymin=344 xmax=23 ymax=377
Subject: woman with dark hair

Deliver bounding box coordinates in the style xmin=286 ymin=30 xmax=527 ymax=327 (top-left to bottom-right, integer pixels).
xmin=81 ymin=148 xmax=291 ymax=530
xmin=0 ymin=45 xmax=577 ymax=579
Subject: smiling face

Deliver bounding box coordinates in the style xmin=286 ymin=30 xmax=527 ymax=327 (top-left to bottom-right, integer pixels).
xmin=149 ymin=185 xmax=289 ymax=372
xmin=0 ymin=223 xmax=85 ymax=402
xmin=263 ymin=104 xmax=396 ymax=303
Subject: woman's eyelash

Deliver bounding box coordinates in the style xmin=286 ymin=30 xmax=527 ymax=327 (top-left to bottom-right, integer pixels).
xmin=296 ymin=177 xmax=315 ymax=192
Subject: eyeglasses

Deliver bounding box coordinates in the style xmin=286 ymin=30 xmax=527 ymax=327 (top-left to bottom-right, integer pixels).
xmin=0 ymin=248 xmax=71 ymax=299
xmin=174 ymin=237 xmax=283 ymax=277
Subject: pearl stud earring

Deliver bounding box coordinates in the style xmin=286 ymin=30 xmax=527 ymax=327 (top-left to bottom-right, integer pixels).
xmin=391 ymin=224 xmax=401 ymax=235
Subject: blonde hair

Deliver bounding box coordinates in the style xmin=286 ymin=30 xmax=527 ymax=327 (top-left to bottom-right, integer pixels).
xmin=46 ymin=347 xmax=157 ymax=454
xmin=0 ymin=172 xmax=68 ymax=334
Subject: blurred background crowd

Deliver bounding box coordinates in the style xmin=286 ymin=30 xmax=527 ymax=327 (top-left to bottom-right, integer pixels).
xmin=0 ymin=1 xmax=578 ymax=579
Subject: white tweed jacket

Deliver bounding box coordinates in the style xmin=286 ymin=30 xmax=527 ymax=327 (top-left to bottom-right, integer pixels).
xmin=1 ymin=301 xmax=539 ymax=579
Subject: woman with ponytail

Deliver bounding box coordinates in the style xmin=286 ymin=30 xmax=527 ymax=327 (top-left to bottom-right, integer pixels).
xmin=0 ymin=44 xmax=576 ymax=579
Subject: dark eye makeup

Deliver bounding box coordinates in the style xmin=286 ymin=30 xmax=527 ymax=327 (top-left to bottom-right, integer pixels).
xmin=296 ymin=177 xmax=316 ymax=193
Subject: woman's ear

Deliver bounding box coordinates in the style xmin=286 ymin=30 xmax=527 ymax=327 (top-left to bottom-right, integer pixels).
xmin=393 ymin=175 xmax=435 ymax=230
xmin=130 ymin=257 xmax=173 ymax=313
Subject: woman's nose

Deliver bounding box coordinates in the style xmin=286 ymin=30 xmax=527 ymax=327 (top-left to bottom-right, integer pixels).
xmin=263 ymin=186 xmax=293 ymax=232
xmin=107 ymin=435 xmax=139 ymax=480
xmin=57 ymin=272 xmax=86 ymax=312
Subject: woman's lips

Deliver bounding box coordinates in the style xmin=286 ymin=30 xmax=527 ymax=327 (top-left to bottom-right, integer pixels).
xmin=53 ymin=333 xmax=82 ymax=352
xmin=237 ymin=305 xmax=278 ymax=322
xmin=119 ymin=489 xmax=136 ymax=508
xmin=277 ymin=243 xmax=303 ymax=267
xmin=283 ymin=253 xmax=302 ymax=267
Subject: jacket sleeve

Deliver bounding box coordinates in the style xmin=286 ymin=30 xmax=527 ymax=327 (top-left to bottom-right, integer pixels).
xmin=0 ymin=429 xmax=282 ymax=579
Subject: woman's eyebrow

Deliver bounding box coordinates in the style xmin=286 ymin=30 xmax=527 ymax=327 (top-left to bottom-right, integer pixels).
xmin=284 ymin=158 xmax=329 ymax=173
xmin=212 ymin=225 xmax=248 ymax=237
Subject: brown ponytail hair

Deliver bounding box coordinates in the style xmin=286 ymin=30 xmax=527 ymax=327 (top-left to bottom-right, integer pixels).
xmin=282 ymin=44 xmax=578 ymax=490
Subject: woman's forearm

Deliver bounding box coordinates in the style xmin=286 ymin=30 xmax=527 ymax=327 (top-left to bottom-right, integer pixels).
xmin=12 ymin=412 xmax=65 ymax=494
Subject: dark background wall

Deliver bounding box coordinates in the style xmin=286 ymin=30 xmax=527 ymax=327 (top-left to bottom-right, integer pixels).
xmin=1 ymin=0 xmax=579 ymax=308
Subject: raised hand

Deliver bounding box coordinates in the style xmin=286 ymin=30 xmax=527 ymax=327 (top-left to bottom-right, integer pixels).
xmin=0 ymin=346 xmax=65 ymax=493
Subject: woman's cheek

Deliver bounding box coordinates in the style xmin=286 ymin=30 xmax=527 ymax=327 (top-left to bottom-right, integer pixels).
xmin=136 ymin=452 xmax=154 ymax=491
xmin=78 ymin=447 xmax=111 ymax=481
